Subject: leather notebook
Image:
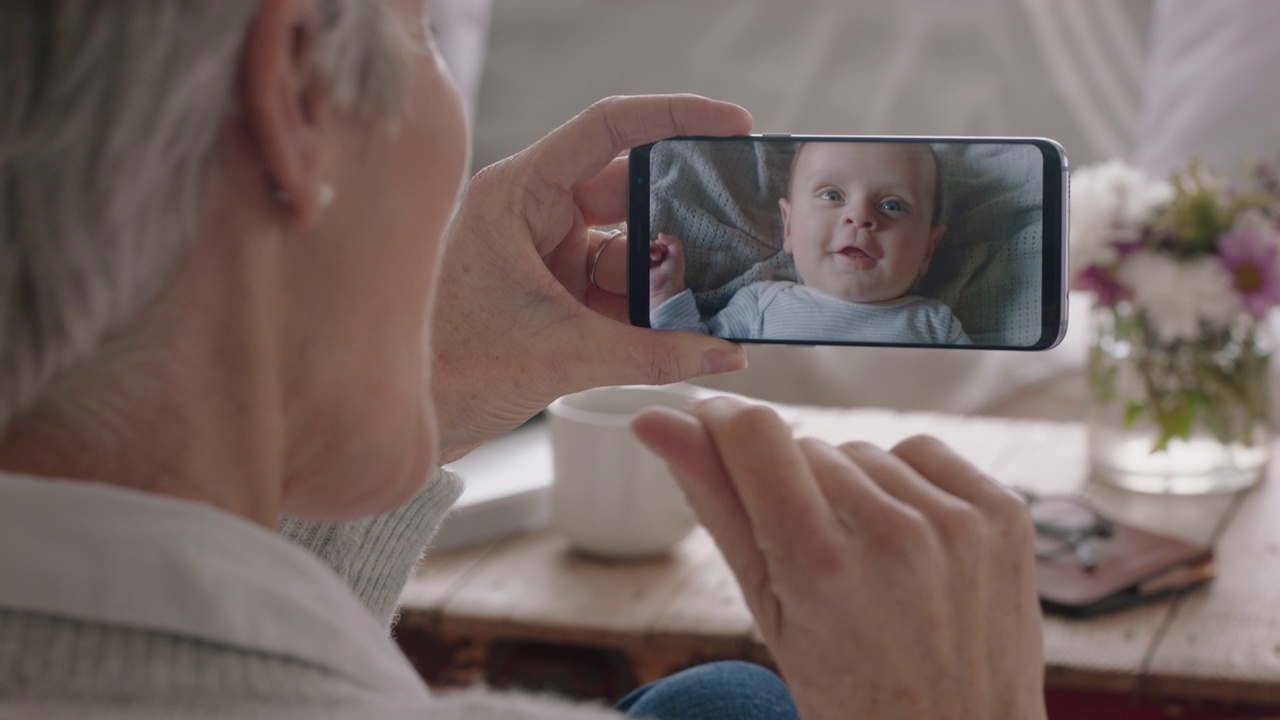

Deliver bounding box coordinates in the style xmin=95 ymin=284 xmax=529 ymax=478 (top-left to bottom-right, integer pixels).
xmin=1035 ymin=518 xmax=1216 ymax=618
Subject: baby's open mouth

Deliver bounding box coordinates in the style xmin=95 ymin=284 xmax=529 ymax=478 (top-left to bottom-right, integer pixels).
xmin=833 ymin=246 xmax=876 ymax=270
xmin=836 ymin=246 xmax=876 ymax=264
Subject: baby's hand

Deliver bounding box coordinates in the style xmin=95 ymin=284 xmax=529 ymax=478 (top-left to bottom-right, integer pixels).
xmin=649 ymin=232 xmax=687 ymax=308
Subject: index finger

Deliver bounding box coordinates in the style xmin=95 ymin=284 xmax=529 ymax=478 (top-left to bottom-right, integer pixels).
xmin=532 ymin=94 xmax=753 ymax=191
xmin=684 ymin=397 xmax=838 ymax=558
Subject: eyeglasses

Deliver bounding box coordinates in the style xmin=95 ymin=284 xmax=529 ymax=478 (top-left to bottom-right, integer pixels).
xmin=1017 ymin=491 xmax=1114 ymax=571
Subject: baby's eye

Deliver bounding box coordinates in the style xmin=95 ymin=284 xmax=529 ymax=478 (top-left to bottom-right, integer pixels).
xmin=879 ymin=199 xmax=908 ymax=213
xmin=818 ymin=189 xmax=844 ymax=202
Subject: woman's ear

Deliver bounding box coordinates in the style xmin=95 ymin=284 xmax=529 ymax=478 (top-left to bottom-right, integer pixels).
xmin=240 ymin=0 xmax=334 ymax=226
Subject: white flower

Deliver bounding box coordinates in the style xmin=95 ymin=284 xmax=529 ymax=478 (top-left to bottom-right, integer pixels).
xmin=1069 ymin=160 xmax=1174 ymax=278
xmin=1229 ymin=207 xmax=1280 ymax=246
xmin=1117 ymin=251 xmax=1242 ymax=343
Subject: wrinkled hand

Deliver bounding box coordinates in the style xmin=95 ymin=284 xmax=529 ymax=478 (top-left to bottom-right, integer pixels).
xmin=632 ymin=397 xmax=1047 ymax=720
xmin=432 ymin=95 xmax=752 ymax=462
xmin=648 ymin=232 xmax=687 ymax=309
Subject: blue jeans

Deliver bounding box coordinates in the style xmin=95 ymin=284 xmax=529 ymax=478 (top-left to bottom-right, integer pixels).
xmin=614 ymin=661 xmax=800 ymax=720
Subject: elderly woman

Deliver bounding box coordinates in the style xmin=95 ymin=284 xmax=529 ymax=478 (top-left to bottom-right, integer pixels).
xmin=0 ymin=1 xmax=1046 ymax=719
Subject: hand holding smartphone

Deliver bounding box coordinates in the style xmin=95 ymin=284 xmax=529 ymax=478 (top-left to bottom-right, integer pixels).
xmin=627 ymin=135 xmax=1068 ymax=350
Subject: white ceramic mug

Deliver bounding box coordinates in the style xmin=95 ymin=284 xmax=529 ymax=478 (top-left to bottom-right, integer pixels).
xmin=546 ymin=385 xmax=699 ymax=559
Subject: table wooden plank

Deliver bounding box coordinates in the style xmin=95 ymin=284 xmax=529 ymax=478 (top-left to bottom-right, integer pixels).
xmin=1145 ymin=446 xmax=1280 ymax=705
xmin=976 ymin=372 xmax=1089 ymax=423
xmin=985 ymin=418 xmax=1089 ymax=494
xmin=642 ymin=529 xmax=756 ymax=657
xmin=435 ymin=526 xmax=723 ymax=648
xmin=780 ymin=406 xmax=1022 ymax=473
xmin=398 ymin=535 xmax=508 ymax=631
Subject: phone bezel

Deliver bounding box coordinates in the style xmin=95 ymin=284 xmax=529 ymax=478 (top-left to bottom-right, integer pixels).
xmin=627 ymin=134 xmax=1069 ymax=350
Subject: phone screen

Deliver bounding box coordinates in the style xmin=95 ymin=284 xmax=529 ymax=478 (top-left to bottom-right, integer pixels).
xmin=627 ymin=136 xmax=1068 ymax=350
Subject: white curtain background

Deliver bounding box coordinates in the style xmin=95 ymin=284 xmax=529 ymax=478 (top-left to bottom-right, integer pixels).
xmin=473 ymin=0 xmax=1149 ymax=170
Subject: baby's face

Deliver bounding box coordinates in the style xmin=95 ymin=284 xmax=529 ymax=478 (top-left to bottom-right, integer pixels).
xmin=780 ymin=142 xmax=945 ymax=303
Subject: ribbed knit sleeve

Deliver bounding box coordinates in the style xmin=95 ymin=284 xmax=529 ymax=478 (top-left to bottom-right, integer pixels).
xmin=278 ymin=468 xmax=464 ymax=629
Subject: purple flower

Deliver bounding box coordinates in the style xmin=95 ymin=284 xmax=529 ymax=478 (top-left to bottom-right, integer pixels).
xmin=1256 ymin=162 xmax=1279 ymax=193
xmin=1112 ymin=238 xmax=1145 ymax=257
xmin=1218 ymin=222 xmax=1280 ymax=318
xmin=1074 ymin=264 xmax=1129 ymax=307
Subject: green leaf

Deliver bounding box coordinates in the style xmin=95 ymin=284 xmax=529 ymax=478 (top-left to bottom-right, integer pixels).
xmin=1152 ymin=394 xmax=1196 ymax=453
xmin=1154 ymin=162 xmax=1234 ymax=256
xmin=1123 ymin=402 xmax=1145 ymax=428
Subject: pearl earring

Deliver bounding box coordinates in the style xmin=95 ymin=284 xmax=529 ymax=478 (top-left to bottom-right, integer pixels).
xmin=272 ymin=183 xmax=336 ymax=209
xmin=317 ymin=183 xmax=336 ymax=208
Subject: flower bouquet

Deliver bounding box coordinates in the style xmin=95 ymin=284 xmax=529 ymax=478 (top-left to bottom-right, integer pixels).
xmin=1071 ymin=159 xmax=1280 ymax=493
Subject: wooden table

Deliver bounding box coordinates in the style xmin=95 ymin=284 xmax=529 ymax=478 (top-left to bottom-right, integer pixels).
xmin=396 ymin=374 xmax=1280 ymax=716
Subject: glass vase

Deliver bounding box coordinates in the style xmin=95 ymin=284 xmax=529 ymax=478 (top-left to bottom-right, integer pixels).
xmin=1087 ymin=303 xmax=1272 ymax=494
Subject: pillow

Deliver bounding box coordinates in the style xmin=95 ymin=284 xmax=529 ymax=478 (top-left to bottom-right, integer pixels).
xmin=923 ymin=142 xmax=1045 ymax=346
xmin=647 ymin=140 xmax=1045 ymax=346
xmin=649 ymin=141 xmax=795 ymax=315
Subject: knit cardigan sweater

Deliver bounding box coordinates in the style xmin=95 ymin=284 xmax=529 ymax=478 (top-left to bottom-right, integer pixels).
xmin=0 ymin=468 xmax=626 ymax=719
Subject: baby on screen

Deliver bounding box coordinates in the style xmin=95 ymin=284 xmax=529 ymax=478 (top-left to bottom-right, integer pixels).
xmin=649 ymin=141 xmax=971 ymax=344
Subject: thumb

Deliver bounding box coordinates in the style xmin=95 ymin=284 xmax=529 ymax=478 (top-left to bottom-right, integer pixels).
xmin=579 ymin=321 xmax=747 ymax=387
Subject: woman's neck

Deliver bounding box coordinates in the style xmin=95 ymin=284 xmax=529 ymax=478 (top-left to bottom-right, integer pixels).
xmin=0 ymin=233 xmax=288 ymax=529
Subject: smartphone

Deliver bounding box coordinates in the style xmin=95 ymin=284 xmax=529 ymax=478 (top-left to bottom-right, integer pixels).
xmin=627 ymin=135 xmax=1068 ymax=350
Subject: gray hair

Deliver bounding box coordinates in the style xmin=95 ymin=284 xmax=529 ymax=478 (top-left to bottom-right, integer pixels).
xmin=0 ymin=1 xmax=408 ymax=432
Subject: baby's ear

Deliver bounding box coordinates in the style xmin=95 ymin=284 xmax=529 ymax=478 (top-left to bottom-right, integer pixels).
xmin=778 ymin=197 xmax=793 ymax=252
xmin=919 ymin=224 xmax=947 ymax=276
